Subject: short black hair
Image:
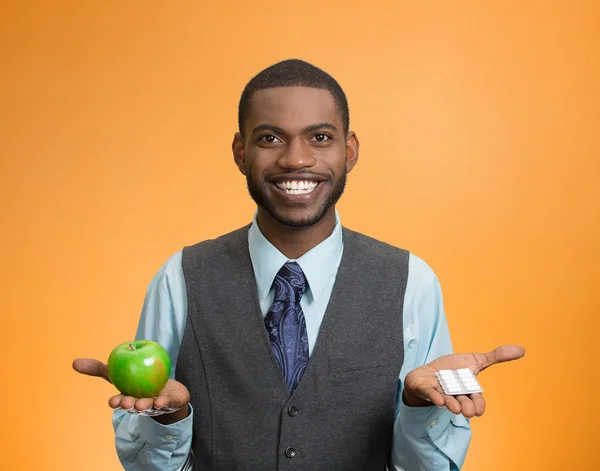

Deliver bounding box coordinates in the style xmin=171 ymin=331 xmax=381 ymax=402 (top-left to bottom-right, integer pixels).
xmin=238 ymin=59 xmax=349 ymax=136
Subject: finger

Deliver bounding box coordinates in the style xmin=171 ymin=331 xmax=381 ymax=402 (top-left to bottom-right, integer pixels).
xmin=154 ymin=395 xmax=173 ymax=409
xmin=444 ymin=395 xmax=462 ymax=415
xmin=155 ymin=381 xmax=189 ymax=409
xmin=119 ymin=396 xmax=138 ymax=410
xmin=109 ymin=394 xmax=125 ymax=409
xmin=470 ymin=393 xmax=486 ymax=416
xmin=135 ymin=397 xmax=157 ymax=411
xmin=155 ymin=390 xmax=190 ymax=409
xmin=456 ymin=395 xmax=475 ymax=418
xmin=474 ymin=345 xmax=526 ymax=372
xmin=72 ymin=358 xmax=111 ymax=382
xmin=417 ymin=386 xmax=445 ymax=408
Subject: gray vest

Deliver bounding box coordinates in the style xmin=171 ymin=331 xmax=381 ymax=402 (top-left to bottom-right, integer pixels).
xmin=177 ymin=225 xmax=409 ymax=471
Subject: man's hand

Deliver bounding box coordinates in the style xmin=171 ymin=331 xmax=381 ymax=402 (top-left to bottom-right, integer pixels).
xmin=402 ymin=344 xmax=525 ymax=418
xmin=72 ymin=358 xmax=191 ymax=424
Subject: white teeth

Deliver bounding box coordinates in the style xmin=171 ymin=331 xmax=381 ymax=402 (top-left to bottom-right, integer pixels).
xmin=275 ymin=180 xmax=319 ymax=194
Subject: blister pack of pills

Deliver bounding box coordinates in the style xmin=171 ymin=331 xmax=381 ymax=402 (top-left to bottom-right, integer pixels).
xmin=435 ymin=368 xmax=483 ymax=395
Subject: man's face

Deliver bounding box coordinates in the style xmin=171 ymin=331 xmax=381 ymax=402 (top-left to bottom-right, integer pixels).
xmin=233 ymin=87 xmax=358 ymax=228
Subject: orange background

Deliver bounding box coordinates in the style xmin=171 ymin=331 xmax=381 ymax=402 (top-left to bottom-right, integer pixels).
xmin=1 ymin=1 xmax=598 ymax=470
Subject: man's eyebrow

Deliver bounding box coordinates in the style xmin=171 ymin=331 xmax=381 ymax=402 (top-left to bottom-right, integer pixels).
xmin=251 ymin=123 xmax=339 ymax=136
xmin=304 ymin=123 xmax=338 ymax=134
xmin=251 ymin=124 xmax=285 ymax=135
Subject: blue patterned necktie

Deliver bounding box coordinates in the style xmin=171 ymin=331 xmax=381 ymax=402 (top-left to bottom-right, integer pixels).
xmin=264 ymin=262 xmax=309 ymax=392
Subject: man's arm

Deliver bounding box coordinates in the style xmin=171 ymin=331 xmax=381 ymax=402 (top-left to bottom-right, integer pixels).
xmin=391 ymin=255 xmax=471 ymax=470
xmin=111 ymin=251 xmax=194 ymax=471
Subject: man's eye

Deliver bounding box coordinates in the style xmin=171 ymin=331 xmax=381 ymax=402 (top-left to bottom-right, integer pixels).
xmin=259 ymin=135 xmax=281 ymax=144
xmin=312 ymin=134 xmax=331 ymax=142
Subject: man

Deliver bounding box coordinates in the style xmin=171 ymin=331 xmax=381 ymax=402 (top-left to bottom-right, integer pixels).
xmin=74 ymin=59 xmax=525 ymax=470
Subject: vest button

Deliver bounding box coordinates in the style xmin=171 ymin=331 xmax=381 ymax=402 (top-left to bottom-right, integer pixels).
xmin=285 ymin=447 xmax=297 ymax=458
xmin=288 ymin=406 xmax=299 ymax=417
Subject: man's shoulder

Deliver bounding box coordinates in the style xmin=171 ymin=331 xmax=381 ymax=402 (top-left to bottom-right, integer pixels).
xmin=342 ymin=227 xmax=437 ymax=279
xmin=147 ymin=249 xmax=184 ymax=287
xmin=185 ymin=224 xmax=251 ymax=250
xmin=181 ymin=224 xmax=252 ymax=268
xmin=342 ymin=226 xmax=409 ymax=256
xmin=183 ymin=224 xmax=250 ymax=253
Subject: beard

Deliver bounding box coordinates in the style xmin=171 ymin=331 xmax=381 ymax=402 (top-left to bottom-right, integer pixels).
xmin=246 ymin=170 xmax=347 ymax=228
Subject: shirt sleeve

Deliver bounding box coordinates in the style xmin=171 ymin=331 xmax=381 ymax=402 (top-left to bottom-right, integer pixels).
xmin=112 ymin=251 xmax=195 ymax=471
xmin=391 ymin=254 xmax=472 ymax=471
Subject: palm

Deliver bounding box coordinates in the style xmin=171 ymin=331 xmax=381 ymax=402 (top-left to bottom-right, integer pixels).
xmin=403 ymin=345 xmax=525 ymax=418
xmin=109 ymin=378 xmax=190 ymax=412
xmin=72 ymin=358 xmax=190 ymax=420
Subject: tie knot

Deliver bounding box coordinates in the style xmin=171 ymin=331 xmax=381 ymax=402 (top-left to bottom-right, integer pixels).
xmin=273 ymin=262 xmax=308 ymax=303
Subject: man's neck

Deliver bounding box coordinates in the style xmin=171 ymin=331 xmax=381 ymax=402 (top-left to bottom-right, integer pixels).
xmin=256 ymin=208 xmax=337 ymax=260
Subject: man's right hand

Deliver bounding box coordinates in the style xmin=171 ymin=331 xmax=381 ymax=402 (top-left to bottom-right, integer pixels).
xmin=72 ymin=358 xmax=191 ymax=424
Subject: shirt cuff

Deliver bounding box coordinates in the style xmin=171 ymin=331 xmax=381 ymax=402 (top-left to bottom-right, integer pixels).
xmin=398 ymin=400 xmax=467 ymax=440
xmin=137 ymin=404 xmax=194 ymax=449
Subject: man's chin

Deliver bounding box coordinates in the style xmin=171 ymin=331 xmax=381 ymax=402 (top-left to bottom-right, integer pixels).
xmin=248 ymin=178 xmax=344 ymax=230
xmin=260 ymin=204 xmax=335 ymax=228
xmin=269 ymin=211 xmax=324 ymax=229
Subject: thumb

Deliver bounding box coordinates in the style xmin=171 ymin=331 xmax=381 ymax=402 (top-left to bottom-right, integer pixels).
xmin=475 ymin=345 xmax=526 ymax=372
xmin=154 ymin=391 xmax=188 ymax=409
xmin=154 ymin=380 xmax=190 ymax=409
xmin=72 ymin=358 xmax=111 ymax=383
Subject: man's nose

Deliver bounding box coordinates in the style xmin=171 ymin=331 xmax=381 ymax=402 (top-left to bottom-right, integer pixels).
xmin=276 ymin=138 xmax=317 ymax=169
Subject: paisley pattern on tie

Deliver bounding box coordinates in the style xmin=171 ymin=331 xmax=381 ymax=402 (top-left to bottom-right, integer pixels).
xmin=264 ymin=262 xmax=309 ymax=392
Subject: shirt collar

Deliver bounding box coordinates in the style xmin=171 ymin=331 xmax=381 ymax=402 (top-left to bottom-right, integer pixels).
xmin=248 ymin=211 xmax=343 ymax=302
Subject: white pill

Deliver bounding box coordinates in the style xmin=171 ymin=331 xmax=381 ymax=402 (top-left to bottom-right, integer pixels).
xmin=436 ymin=368 xmax=484 ymax=395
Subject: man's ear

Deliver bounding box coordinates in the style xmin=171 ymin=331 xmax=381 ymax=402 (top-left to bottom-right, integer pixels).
xmin=232 ymin=132 xmax=247 ymax=175
xmin=345 ymin=131 xmax=359 ymax=173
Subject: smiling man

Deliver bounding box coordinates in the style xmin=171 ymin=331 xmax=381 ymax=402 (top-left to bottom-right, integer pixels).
xmin=74 ymin=59 xmax=524 ymax=470
xmin=234 ymin=84 xmax=356 ymax=258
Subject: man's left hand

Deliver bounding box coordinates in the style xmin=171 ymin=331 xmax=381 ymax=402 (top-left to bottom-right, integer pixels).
xmin=402 ymin=345 xmax=525 ymax=418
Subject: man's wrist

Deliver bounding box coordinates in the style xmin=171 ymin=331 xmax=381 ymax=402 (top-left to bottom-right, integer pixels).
xmin=152 ymin=404 xmax=190 ymax=425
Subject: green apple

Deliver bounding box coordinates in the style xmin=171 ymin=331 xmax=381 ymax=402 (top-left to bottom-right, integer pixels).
xmin=107 ymin=340 xmax=171 ymax=398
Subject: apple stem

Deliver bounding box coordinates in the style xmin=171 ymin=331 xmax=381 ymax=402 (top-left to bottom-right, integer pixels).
xmin=128 ymin=342 xmax=135 ymax=351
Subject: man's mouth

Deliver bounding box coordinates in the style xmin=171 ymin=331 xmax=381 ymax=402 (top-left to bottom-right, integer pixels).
xmin=273 ymin=180 xmax=320 ymax=195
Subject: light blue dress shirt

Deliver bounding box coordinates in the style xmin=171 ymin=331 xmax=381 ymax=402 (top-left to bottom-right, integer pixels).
xmin=112 ymin=214 xmax=471 ymax=470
